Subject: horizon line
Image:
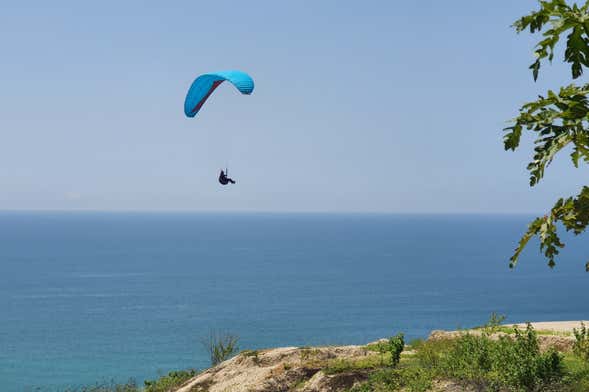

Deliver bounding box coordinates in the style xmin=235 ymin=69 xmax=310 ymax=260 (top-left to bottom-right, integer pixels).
xmin=0 ymin=209 xmax=543 ymax=215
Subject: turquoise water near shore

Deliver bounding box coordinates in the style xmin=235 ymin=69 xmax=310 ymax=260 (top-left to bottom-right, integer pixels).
xmin=1 ymin=212 xmax=587 ymax=391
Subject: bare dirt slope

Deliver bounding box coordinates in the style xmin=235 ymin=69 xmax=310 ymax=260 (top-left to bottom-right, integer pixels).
xmin=175 ymin=345 xmax=376 ymax=392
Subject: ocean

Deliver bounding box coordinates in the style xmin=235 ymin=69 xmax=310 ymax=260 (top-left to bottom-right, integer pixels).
xmin=0 ymin=212 xmax=587 ymax=391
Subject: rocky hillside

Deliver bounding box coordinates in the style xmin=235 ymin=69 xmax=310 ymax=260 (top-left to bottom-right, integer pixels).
xmin=172 ymin=321 xmax=589 ymax=392
xmin=175 ymin=344 xmax=378 ymax=392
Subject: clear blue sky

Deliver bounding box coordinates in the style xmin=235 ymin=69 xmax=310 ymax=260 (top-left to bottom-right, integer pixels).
xmin=1 ymin=0 xmax=586 ymax=212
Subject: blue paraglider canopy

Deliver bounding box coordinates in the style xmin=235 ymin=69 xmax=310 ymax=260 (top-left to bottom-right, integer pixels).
xmin=184 ymin=70 xmax=254 ymax=118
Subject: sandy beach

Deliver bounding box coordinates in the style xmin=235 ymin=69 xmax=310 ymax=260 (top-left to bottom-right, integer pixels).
xmin=506 ymin=321 xmax=589 ymax=333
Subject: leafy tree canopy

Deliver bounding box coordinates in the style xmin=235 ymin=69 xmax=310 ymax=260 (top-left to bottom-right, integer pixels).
xmin=506 ymin=0 xmax=589 ymax=271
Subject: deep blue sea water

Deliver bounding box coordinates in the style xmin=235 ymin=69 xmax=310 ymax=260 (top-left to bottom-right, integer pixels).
xmin=1 ymin=212 xmax=587 ymax=391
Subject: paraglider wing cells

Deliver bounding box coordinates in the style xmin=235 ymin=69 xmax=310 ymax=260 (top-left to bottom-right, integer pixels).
xmin=184 ymin=70 xmax=254 ymax=118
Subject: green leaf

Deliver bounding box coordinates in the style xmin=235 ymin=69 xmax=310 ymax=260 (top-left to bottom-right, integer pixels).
xmin=514 ymin=1 xmax=589 ymax=80
xmin=509 ymin=187 xmax=589 ymax=270
xmin=506 ymin=1 xmax=589 ymax=270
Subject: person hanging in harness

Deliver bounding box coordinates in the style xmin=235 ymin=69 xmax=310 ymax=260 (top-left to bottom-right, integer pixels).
xmin=218 ymin=169 xmax=236 ymax=185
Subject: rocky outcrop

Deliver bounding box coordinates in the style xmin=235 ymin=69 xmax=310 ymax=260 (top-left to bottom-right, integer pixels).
xmin=174 ymin=345 xmax=376 ymax=392
xmin=300 ymin=370 xmax=371 ymax=392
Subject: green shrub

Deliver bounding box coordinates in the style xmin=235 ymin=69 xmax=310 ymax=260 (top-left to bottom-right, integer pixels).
xmin=388 ymin=333 xmax=404 ymax=367
xmin=241 ymin=349 xmax=261 ymax=364
xmin=441 ymin=323 xmax=563 ymax=391
xmin=201 ymin=330 xmax=239 ymax=366
xmin=324 ymin=355 xmax=385 ymax=375
xmin=415 ymin=338 xmax=455 ymax=370
xmin=348 ymin=367 xmax=432 ymax=392
xmin=506 ymin=324 xmax=563 ymax=389
xmin=365 ymin=333 xmax=405 ymax=368
xmin=407 ymin=338 xmax=425 ymax=350
xmin=143 ymin=369 xmax=197 ymax=392
xmin=573 ymin=322 xmax=589 ymax=361
xmin=415 ymin=323 xmax=563 ymax=391
xmin=560 ymin=354 xmax=589 ymax=391
xmin=441 ymin=333 xmax=493 ymax=387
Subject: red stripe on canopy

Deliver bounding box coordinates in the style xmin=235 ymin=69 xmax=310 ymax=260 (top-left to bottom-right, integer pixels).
xmin=191 ymin=80 xmax=223 ymax=115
